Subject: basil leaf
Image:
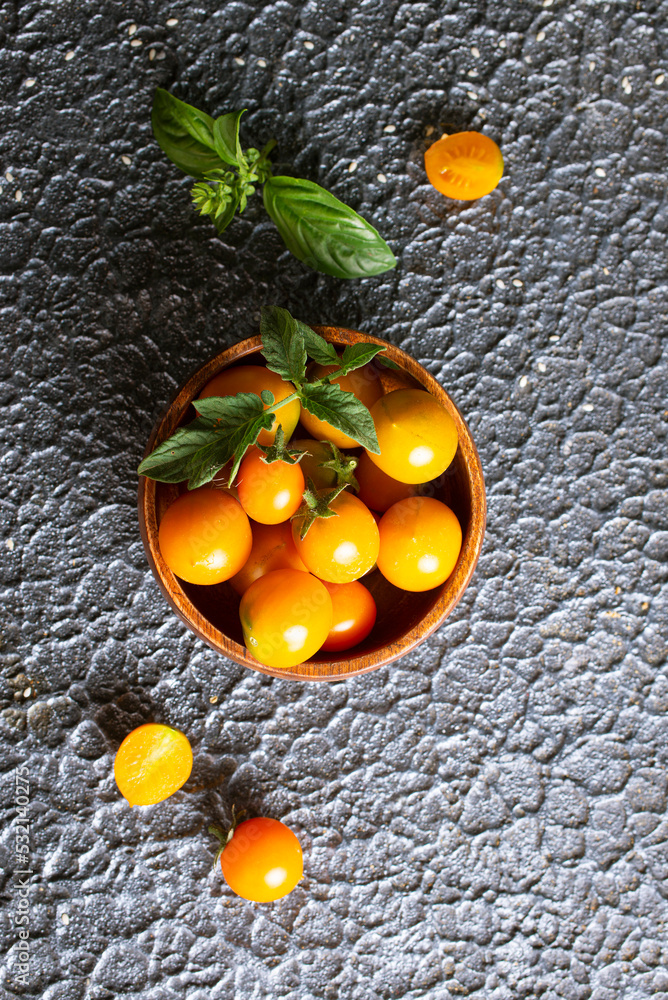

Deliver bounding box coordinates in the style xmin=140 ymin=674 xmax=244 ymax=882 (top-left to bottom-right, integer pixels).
xmin=152 ymin=89 xmax=222 ymax=179
xmin=263 ymin=175 xmax=397 ymax=279
xmin=213 ymin=111 xmax=247 ymax=169
xmin=300 ymin=325 xmax=340 ymax=366
xmin=336 ymin=343 xmax=387 ymax=376
xmin=260 ymin=305 xmax=307 ymax=385
xmin=300 ymin=383 xmax=380 ymax=453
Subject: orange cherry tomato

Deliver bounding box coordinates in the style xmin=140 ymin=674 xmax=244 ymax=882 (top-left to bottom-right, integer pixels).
xmin=299 ymin=362 xmax=383 ymax=448
xmin=199 ymin=366 xmax=300 ymax=446
xmin=291 ymin=439 xmax=340 ymax=490
xmin=366 ymin=389 xmax=458 ymax=485
xmin=355 ymin=451 xmax=418 ymax=512
xmin=321 ymin=580 xmax=377 ymax=652
xmin=158 ymin=486 xmax=252 ymax=585
xmin=114 ymin=724 xmax=193 ymax=806
xmin=292 ymin=491 xmax=379 ymax=584
xmin=236 ymin=446 xmax=305 ymax=525
xmin=425 ymin=131 xmax=503 ymax=201
xmin=229 ymin=521 xmax=307 ymax=596
xmin=377 ymin=497 xmax=462 ymax=591
xmin=220 ymin=817 xmax=303 ymax=902
xmin=239 ymin=568 xmax=333 ymax=669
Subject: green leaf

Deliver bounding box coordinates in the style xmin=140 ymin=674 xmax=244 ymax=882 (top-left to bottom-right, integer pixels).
xmin=139 ymin=392 xmax=273 ymax=489
xmin=263 ymin=175 xmax=397 ymax=279
xmin=152 ymin=89 xmax=222 ymax=179
xmin=300 ymin=382 xmax=380 ymax=453
xmin=192 ymin=393 xmax=275 ymax=485
xmin=260 ymin=306 xmax=307 ymax=385
xmin=376 ymin=354 xmax=401 ymax=371
xmin=213 ymin=111 xmax=247 ymax=169
xmin=192 ymin=392 xmax=263 ymax=423
xmin=336 ymin=343 xmax=388 ymax=377
xmin=138 ymin=417 xmax=223 ymax=483
xmin=212 ymin=190 xmax=240 ymax=234
xmin=227 ymin=414 xmax=273 ymax=485
xmin=300 ymin=325 xmax=340 ymax=367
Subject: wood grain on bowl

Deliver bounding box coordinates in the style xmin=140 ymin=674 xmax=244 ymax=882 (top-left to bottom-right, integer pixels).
xmin=138 ymin=326 xmax=486 ymax=681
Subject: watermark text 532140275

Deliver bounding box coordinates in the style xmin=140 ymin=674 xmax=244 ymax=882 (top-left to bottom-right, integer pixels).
xmin=9 ymin=764 xmax=31 ymax=989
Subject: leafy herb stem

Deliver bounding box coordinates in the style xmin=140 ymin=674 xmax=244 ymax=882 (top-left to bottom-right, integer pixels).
xmin=151 ymin=88 xmax=396 ymax=279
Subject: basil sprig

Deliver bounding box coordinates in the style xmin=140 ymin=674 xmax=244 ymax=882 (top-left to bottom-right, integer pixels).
xmin=138 ymin=306 xmax=390 ymax=489
xmin=152 ymin=89 xmax=396 ymax=280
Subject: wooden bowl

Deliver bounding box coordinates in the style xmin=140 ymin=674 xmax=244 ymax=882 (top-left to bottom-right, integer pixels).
xmin=138 ymin=326 xmax=486 ymax=682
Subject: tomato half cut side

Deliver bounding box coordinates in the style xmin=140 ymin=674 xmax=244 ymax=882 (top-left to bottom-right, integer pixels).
xmin=424 ymin=131 xmax=503 ymax=201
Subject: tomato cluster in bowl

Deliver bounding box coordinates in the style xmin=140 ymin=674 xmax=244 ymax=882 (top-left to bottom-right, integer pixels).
xmin=138 ymin=324 xmax=486 ymax=681
xmin=154 ymin=359 xmax=464 ymax=671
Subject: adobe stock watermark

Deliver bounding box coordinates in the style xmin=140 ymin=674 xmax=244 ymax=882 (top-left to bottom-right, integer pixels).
xmin=8 ymin=764 xmax=32 ymax=990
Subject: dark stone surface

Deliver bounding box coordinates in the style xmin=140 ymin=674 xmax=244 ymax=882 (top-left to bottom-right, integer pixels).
xmin=1 ymin=0 xmax=667 ymax=997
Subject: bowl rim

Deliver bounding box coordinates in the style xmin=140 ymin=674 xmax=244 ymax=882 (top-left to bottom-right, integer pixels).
xmin=138 ymin=325 xmax=486 ymax=681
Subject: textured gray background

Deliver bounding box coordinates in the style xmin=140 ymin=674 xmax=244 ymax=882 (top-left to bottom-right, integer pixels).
xmin=1 ymin=0 xmax=668 ymax=997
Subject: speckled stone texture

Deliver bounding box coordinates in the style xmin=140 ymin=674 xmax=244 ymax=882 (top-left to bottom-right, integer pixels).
xmin=1 ymin=0 xmax=667 ymax=997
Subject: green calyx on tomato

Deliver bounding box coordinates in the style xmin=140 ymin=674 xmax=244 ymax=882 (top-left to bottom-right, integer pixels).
xmin=138 ymin=306 xmax=385 ymax=490
xmin=291 ymin=479 xmax=348 ymax=541
xmin=209 ymin=807 xmax=246 ymax=866
xmin=309 ymin=440 xmax=359 ymax=492
xmin=257 ymin=425 xmax=306 ymax=466
xmin=211 ymin=814 xmax=304 ymax=902
xmin=152 ymin=88 xmax=395 ymax=279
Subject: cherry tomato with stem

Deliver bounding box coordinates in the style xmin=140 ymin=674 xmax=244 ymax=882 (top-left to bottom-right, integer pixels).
xmin=425 ymin=131 xmax=503 ymax=201
xmin=239 ymin=568 xmax=333 ymax=669
xmin=292 ymin=490 xmax=379 ymax=584
xmin=211 ymin=817 xmax=303 ymax=902
xmin=158 ymin=486 xmax=252 ymax=585
xmin=377 ymin=497 xmax=462 ymax=591
xmin=291 ymin=438 xmax=357 ymax=491
xmin=236 ymin=446 xmax=305 ymax=524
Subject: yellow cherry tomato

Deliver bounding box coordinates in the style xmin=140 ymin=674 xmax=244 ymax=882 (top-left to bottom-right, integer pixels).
xmin=229 ymin=521 xmax=308 ymax=596
xmin=355 ymin=451 xmax=418 ymax=512
xmin=321 ymin=580 xmax=377 ymax=652
xmin=377 ymin=497 xmax=462 ymax=591
xmin=366 ymin=389 xmax=458 ymax=484
xmin=292 ymin=491 xmax=379 ymax=584
xmin=158 ymin=486 xmax=252 ymax=585
xmin=236 ymin=446 xmax=305 ymax=524
xmin=239 ymin=568 xmax=333 ymax=669
xmin=199 ymin=366 xmax=299 ymax=446
xmin=220 ymin=817 xmax=303 ymax=902
xmin=425 ymin=131 xmax=503 ymax=200
xmin=299 ymin=362 xmax=383 ymax=448
xmin=114 ymin=724 xmax=193 ymax=806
